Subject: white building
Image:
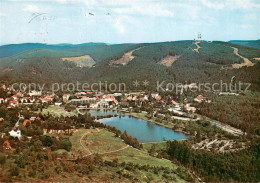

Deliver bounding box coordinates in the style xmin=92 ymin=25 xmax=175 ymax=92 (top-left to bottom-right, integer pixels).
xmin=9 ymin=128 xmax=22 ymax=139
xmin=29 ymin=90 xmax=42 ymax=97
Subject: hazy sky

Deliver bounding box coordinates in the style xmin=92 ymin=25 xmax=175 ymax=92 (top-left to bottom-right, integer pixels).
xmin=0 ymin=0 xmax=259 ymax=44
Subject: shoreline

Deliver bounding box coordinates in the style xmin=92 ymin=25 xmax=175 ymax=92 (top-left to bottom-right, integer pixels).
xmin=126 ymin=112 xmax=190 ymax=136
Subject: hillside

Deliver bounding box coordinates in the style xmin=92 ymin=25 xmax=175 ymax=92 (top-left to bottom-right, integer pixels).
xmin=229 ymin=40 xmax=260 ymax=49
xmin=0 ymin=43 xmax=107 ymax=58
xmin=0 ymin=40 xmax=259 ymax=90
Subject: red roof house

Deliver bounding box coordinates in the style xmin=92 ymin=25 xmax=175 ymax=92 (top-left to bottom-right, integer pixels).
xmin=23 ymin=120 xmax=31 ymax=127
xmin=3 ymin=140 xmax=12 ymax=150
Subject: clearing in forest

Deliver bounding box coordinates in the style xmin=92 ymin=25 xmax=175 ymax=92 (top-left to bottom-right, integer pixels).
xmin=110 ymin=47 xmax=142 ymax=66
xmin=61 ymin=55 xmax=95 ymax=68
xmin=159 ymin=55 xmax=180 ymax=67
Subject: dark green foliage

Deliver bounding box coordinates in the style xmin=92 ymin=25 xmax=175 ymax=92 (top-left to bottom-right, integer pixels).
xmin=198 ymin=93 xmax=260 ymax=137
xmin=0 ymin=40 xmax=259 ymax=91
xmin=166 ymin=140 xmax=260 ymax=182
xmin=217 ymin=41 xmax=260 ymax=62
xmin=229 ymin=40 xmax=260 ymax=49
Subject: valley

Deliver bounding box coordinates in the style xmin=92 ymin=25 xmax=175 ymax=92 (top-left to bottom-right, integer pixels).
xmin=0 ymin=40 xmax=259 ymax=182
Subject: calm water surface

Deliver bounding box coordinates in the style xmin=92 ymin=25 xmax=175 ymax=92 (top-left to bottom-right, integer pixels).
xmin=97 ymin=116 xmax=187 ymax=143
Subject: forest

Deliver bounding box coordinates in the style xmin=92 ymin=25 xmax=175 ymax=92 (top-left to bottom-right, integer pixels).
xmin=0 ymin=40 xmax=259 ymax=91
xmin=165 ymin=140 xmax=260 ymax=182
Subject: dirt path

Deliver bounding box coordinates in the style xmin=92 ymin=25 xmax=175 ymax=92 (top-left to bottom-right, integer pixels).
xmin=231 ymin=47 xmax=254 ymax=69
xmin=91 ymin=145 xmax=130 ymax=156
xmin=80 ymin=132 xmax=93 ymax=155
xmin=194 ymin=41 xmax=201 ymax=53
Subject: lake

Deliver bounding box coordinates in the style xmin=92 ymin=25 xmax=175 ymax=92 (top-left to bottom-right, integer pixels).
xmin=97 ymin=116 xmax=187 ymax=143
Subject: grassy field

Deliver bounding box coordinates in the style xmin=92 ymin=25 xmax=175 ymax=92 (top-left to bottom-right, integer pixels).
xmin=70 ymin=129 xmax=177 ymax=168
xmin=69 ymin=128 xmax=188 ymax=182
xmin=83 ymin=129 xmax=127 ymax=154
xmin=41 ymin=105 xmax=76 ymax=117
xmin=142 ymin=141 xmax=168 ymax=152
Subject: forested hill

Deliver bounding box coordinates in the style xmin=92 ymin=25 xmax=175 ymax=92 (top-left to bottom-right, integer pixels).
xmin=229 ymin=40 xmax=260 ymax=49
xmin=0 ymin=40 xmax=259 ymax=90
xmin=0 ymin=42 xmax=107 ymax=58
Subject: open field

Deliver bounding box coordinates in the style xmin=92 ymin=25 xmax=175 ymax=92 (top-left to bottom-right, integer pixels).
xmin=142 ymin=141 xmax=168 ymax=152
xmin=71 ymin=129 xmax=177 ymax=168
xmin=159 ymin=55 xmax=180 ymax=67
xmin=82 ymin=129 xmax=127 ymax=154
xmin=61 ymin=55 xmax=95 ymax=67
xmin=110 ymin=47 xmax=142 ymax=66
xmin=41 ymin=105 xmax=76 ymax=117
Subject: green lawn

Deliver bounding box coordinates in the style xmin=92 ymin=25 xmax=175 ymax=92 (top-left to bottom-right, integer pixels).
xmin=83 ymin=130 xmax=126 ymax=154
xmin=41 ymin=105 xmax=76 ymax=117
xmin=69 ymin=128 xmax=192 ymax=182
xmin=142 ymin=141 xmax=168 ymax=152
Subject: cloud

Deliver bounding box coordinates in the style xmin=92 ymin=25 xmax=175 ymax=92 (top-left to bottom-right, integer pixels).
xmin=114 ymin=17 xmax=125 ymax=34
xmin=113 ymin=5 xmax=174 ymax=18
xmin=54 ymin=0 xmax=174 ymax=17
xmin=198 ymin=0 xmax=260 ymax=10
xmin=0 ymin=13 xmax=7 ymax=17
xmin=23 ymin=4 xmax=40 ymax=12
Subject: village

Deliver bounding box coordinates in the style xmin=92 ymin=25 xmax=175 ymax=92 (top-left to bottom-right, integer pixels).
xmin=0 ymin=82 xmax=247 ymax=154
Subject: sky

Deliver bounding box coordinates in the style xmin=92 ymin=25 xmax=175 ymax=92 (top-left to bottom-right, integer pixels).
xmin=0 ymin=0 xmax=259 ymax=44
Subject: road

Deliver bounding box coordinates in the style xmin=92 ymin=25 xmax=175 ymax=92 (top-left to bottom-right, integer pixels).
xmin=195 ymin=114 xmax=244 ymax=135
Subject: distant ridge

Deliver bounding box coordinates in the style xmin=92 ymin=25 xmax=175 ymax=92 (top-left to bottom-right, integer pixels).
xmin=0 ymin=42 xmax=107 ymax=58
xmin=228 ymin=40 xmax=260 ymax=49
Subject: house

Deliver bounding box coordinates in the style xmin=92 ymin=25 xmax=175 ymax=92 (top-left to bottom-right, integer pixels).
xmin=155 ymin=95 xmax=161 ymax=101
xmin=29 ymin=98 xmax=35 ymax=103
xmin=30 ymin=114 xmax=38 ymax=121
xmin=23 ymin=120 xmax=31 ymax=126
xmin=113 ymin=93 xmax=122 ymax=97
xmin=171 ymin=100 xmax=179 ymax=107
xmin=40 ymin=96 xmax=53 ymax=103
xmin=9 ymin=128 xmax=22 ymax=139
xmin=55 ymin=102 xmax=62 ymax=106
xmin=29 ymin=90 xmax=42 ymax=97
xmin=0 ymin=117 xmax=4 ymax=122
xmin=3 ymin=140 xmax=12 ymax=150
xmin=69 ymin=97 xmax=97 ymax=105
xmin=126 ymin=95 xmax=133 ymax=101
xmin=0 ymin=98 xmax=4 ymax=104
xmin=9 ymin=100 xmax=18 ymax=108
xmin=75 ymin=92 xmax=86 ymax=96
xmin=16 ymin=92 xmax=23 ymax=98
xmin=151 ymin=93 xmax=159 ymax=98
xmin=184 ymin=104 xmax=196 ymax=112
xmin=86 ymin=91 xmax=93 ymax=95
xmin=168 ymin=108 xmax=185 ymax=115
xmin=194 ymin=95 xmax=204 ymax=103
xmin=112 ymin=100 xmax=118 ymax=105
xmin=21 ymin=97 xmax=30 ymax=103
xmin=62 ymin=94 xmax=70 ymax=102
